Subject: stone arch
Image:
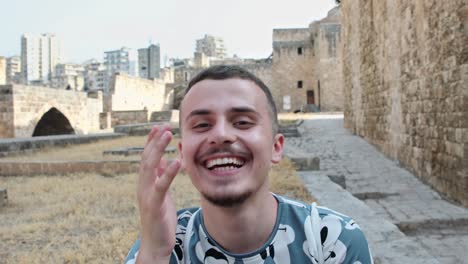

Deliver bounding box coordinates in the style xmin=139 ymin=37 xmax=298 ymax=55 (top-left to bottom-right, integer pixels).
xmin=32 ymin=107 xmax=75 ymax=136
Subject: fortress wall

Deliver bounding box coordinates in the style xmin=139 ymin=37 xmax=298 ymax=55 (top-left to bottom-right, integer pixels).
xmin=342 ymin=0 xmax=468 ymax=205
xmin=314 ymin=19 xmax=343 ymax=111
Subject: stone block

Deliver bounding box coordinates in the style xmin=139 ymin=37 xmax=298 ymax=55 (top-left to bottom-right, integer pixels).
xmin=287 ymin=155 xmax=320 ymax=171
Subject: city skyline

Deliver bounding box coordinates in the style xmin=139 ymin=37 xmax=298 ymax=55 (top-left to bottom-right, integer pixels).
xmin=1 ymin=0 xmax=337 ymax=64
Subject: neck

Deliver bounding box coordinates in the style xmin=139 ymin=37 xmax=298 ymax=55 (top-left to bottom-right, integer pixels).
xmin=201 ymin=191 xmax=278 ymax=254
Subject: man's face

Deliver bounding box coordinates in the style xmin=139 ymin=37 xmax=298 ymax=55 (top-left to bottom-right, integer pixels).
xmin=178 ymin=78 xmax=284 ymax=207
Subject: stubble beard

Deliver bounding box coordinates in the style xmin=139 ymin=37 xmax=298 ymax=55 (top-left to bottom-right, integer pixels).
xmin=201 ymin=190 xmax=253 ymax=208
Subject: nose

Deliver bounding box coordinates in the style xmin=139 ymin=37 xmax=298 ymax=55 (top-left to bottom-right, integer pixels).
xmin=209 ymin=120 xmax=236 ymax=145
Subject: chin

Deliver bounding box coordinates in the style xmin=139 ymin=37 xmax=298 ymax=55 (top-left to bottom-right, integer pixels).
xmin=201 ymin=189 xmax=253 ymax=208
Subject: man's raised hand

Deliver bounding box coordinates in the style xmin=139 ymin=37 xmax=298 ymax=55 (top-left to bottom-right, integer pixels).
xmin=136 ymin=124 xmax=181 ymax=263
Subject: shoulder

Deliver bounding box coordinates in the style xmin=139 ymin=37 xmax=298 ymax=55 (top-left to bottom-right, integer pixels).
xmin=275 ymin=194 xmax=311 ymax=214
xmin=315 ymin=206 xmax=373 ymax=263
xmin=274 ymin=194 xmax=372 ymax=263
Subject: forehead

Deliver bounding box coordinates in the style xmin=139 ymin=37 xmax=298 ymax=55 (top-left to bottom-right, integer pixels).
xmin=181 ymin=78 xmax=268 ymax=114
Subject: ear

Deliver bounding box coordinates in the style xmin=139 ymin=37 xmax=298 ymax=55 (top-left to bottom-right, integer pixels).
xmin=271 ymin=133 xmax=284 ymax=164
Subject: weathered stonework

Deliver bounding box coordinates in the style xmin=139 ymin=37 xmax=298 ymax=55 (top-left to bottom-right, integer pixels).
xmin=98 ymin=73 xmax=175 ymax=129
xmin=311 ymin=7 xmax=344 ymax=111
xmin=267 ymin=7 xmax=344 ymax=113
xmin=243 ymin=62 xmax=274 ymax=93
xmin=342 ymin=0 xmax=468 ymax=206
xmin=110 ymin=110 xmax=148 ymax=127
xmin=0 ymin=86 xmax=14 ymax=137
xmin=0 ymin=85 xmax=103 ymax=138
xmin=107 ymin=73 xmax=173 ymax=114
xmin=271 ymin=28 xmax=317 ymax=112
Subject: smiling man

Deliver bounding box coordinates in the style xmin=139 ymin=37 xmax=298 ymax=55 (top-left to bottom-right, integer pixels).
xmin=125 ymin=65 xmax=373 ymax=264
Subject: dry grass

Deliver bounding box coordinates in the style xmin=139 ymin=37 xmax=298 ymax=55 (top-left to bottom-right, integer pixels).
xmin=270 ymin=159 xmax=315 ymax=203
xmin=0 ymin=170 xmax=200 ymax=263
xmin=0 ymin=136 xmax=314 ymax=263
xmin=0 ymin=173 xmax=140 ymax=263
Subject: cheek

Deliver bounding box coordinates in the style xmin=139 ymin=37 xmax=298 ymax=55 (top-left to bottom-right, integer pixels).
xmin=245 ymin=129 xmax=274 ymax=149
xmin=180 ymin=136 xmax=202 ymax=161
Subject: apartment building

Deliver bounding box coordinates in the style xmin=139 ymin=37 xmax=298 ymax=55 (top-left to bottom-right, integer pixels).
xmin=138 ymin=44 xmax=160 ymax=79
xmin=195 ymin=34 xmax=227 ymax=59
xmin=20 ymin=33 xmax=61 ymax=84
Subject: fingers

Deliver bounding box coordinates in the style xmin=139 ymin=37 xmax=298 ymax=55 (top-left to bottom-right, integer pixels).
xmin=146 ymin=125 xmax=159 ymax=144
xmin=157 ymin=158 xmax=167 ymax=177
xmin=140 ymin=124 xmax=173 ymax=187
xmin=143 ymin=124 xmax=172 ymax=158
xmin=146 ymin=130 xmax=172 ymax=171
xmin=154 ymin=159 xmax=181 ymax=200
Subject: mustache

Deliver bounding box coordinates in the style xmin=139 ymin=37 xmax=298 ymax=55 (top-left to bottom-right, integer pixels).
xmin=196 ymin=144 xmax=251 ymax=161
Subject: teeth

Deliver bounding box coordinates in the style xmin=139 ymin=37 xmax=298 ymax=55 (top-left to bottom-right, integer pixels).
xmin=212 ymin=166 xmax=236 ymax=171
xmin=206 ymin=157 xmax=244 ymax=169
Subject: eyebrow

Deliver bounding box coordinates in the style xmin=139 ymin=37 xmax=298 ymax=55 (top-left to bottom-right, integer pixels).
xmin=185 ymin=107 xmax=259 ymax=121
xmin=186 ymin=109 xmax=212 ymax=121
xmin=230 ymin=106 xmax=258 ymax=115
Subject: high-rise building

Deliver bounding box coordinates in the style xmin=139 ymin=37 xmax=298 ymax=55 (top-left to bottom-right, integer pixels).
xmin=20 ymin=33 xmax=61 ymax=84
xmin=6 ymin=56 xmax=21 ymax=84
xmin=104 ymin=47 xmax=138 ymax=92
xmin=104 ymin=47 xmax=138 ymax=76
xmin=138 ymin=44 xmax=160 ymax=79
xmin=195 ymin=34 xmax=227 ymax=59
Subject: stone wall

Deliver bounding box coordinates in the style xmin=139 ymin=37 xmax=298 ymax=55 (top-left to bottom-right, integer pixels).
xmin=243 ymin=62 xmax=274 ymax=96
xmin=311 ymin=7 xmax=343 ymax=111
xmin=173 ymin=67 xmax=204 ymax=88
xmin=0 ymin=86 xmax=14 ymax=137
xmin=111 ymin=110 xmax=148 ymax=126
xmin=342 ymin=0 xmax=468 ymax=206
xmin=109 ymin=73 xmax=173 ymax=115
xmin=273 ymin=28 xmax=311 ymax=42
xmin=0 ymin=84 xmax=103 ymax=138
xmin=272 ymin=28 xmax=316 ymax=112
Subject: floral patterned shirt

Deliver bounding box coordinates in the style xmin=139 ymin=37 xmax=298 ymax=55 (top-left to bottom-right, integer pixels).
xmin=125 ymin=194 xmax=373 ymax=264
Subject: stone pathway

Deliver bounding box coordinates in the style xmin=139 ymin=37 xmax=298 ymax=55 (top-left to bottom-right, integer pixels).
xmin=284 ymin=114 xmax=468 ymax=264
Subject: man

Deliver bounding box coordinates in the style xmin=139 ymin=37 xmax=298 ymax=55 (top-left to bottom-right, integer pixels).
xmin=125 ymin=65 xmax=372 ymax=264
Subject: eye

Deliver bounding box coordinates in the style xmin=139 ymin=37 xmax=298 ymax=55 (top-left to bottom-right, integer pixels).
xmin=192 ymin=122 xmax=211 ymax=130
xmin=233 ymin=119 xmax=254 ymax=128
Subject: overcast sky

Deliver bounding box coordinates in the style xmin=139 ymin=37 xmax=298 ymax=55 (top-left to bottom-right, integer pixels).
xmin=1 ymin=0 xmax=337 ymax=64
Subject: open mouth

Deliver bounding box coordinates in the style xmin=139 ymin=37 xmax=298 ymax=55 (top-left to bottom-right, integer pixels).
xmin=204 ymin=157 xmax=245 ymax=171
